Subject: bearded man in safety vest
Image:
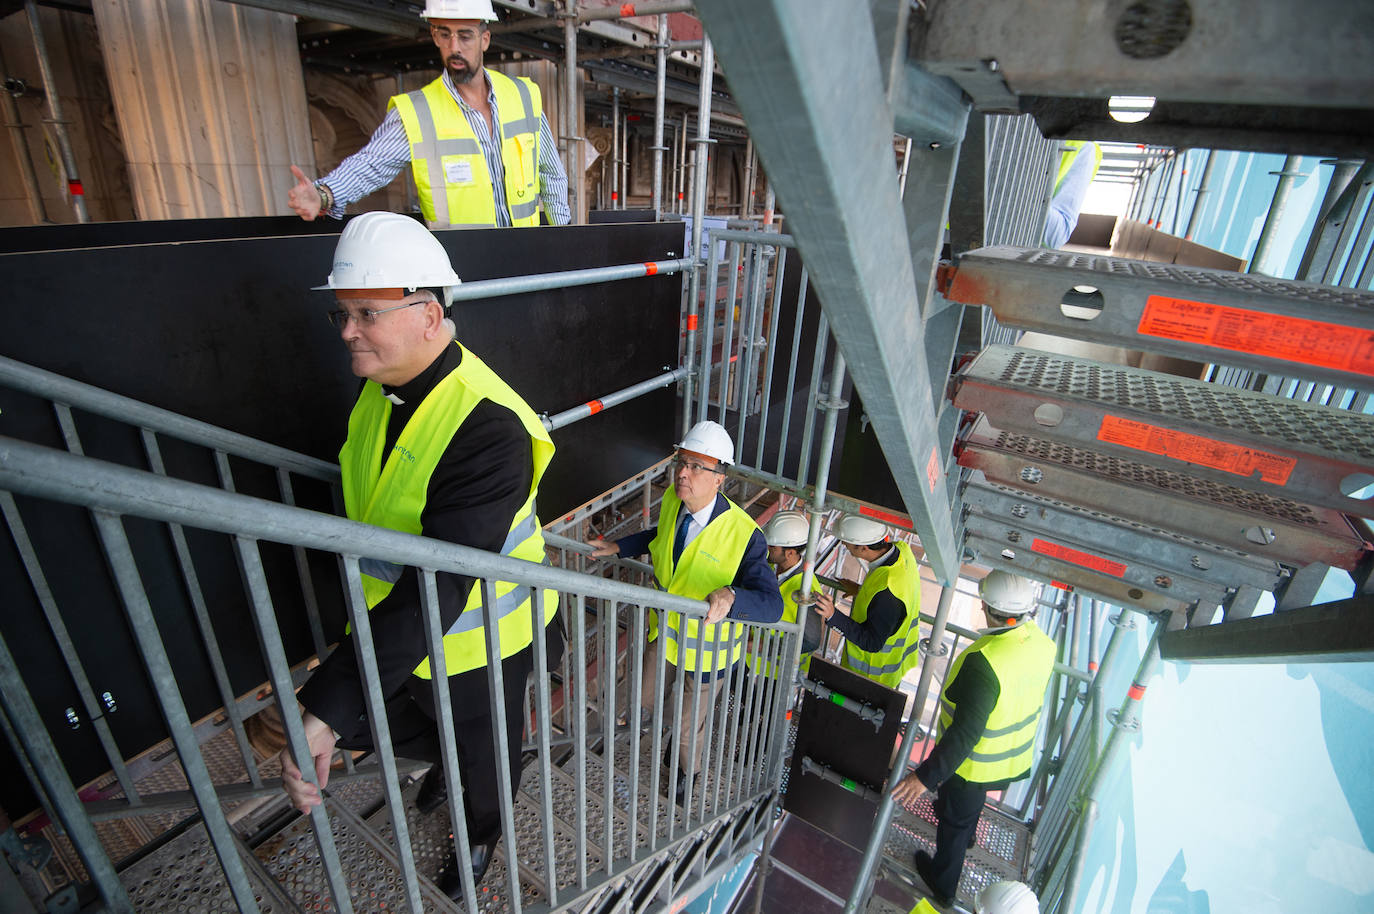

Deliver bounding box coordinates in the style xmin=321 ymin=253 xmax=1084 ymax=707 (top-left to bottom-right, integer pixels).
xmin=891 ymin=571 xmax=1056 ymax=910
xmin=287 ymin=0 xmax=570 ymax=229
xmin=278 ymin=212 xmax=564 ymax=898
xmin=814 ymin=514 xmax=924 ymax=689
xmin=587 ymin=421 xmax=782 ymax=802
xmin=747 ymin=510 xmax=823 ymax=678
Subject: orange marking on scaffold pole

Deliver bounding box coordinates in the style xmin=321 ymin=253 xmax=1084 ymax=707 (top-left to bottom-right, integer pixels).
xmin=1050 ymin=580 xmax=1071 ymax=590
xmin=1088 ymin=661 xmax=1099 ymax=672
xmin=643 ymin=261 xmax=659 ymax=276
xmin=619 ymin=3 xmax=636 ymax=16
xmin=685 ymin=313 xmax=699 ymax=330
xmin=858 ymin=504 xmax=914 ymax=529
xmin=1138 ymin=294 xmax=1374 ymax=375
xmin=1032 ymin=538 xmax=1127 ymax=577
xmin=926 ymin=446 xmax=941 ymax=494
xmin=1128 ymin=683 xmax=1146 ymax=701
xmin=587 ymin=400 xmax=604 ymax=415
xmin=1098 ymin=414 xmax=1297 ymax=485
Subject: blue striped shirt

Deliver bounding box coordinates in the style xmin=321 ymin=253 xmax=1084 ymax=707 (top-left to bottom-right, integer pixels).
xmin=319 ymin=69 xmax=570 ymax=226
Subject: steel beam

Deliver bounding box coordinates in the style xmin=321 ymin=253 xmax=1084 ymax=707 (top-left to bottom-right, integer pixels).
xmin=963 ymin=478 xmax=1287 ymax=595
xmin=692 ymin=0 xmax=961 ymax=582
xmin=958 ymin=418 xmax=1371 ymax=571
xmin=917 ymin=0 xmax=1374 ymax=109
xmin=952 ymin=345 xmax=1374 ymax=516
xmin=945 ymin=246 xmax=1374 ymax=392
xmin=963 ymin=514 xmax=1229 ymax=609
xmin=964 ymin=533 xmax=1190 ymax=615
xmin=1159 ymin=596 xmax=1374 ymax=664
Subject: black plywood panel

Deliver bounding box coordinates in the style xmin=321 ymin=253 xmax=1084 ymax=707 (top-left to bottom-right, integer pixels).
xmin=783 ymin=657 xmax=905 ymax=851
xmin=0 ymin=221 xmax=682 ymax=816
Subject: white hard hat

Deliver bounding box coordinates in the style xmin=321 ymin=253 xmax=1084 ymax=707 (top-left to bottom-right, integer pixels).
xmin=421 ymin=0 xmax=497 ymax=20
xmin=677 ymin=420 xmax=734 ymax=465
xmin=976 ymin=880 xmax=1039 ymax=914
xmin=980 ymin=571 xmax=1038 ymax=616
xmin=764 ymin=511 xmax=809 ymax=548
xmin=835 ymin=513 xmax=889 ymax=548
xmin=314 ymin=212 xmax=462 ymax=298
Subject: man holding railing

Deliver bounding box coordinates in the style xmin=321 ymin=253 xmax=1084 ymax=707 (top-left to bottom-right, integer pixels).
xmin=813 ymin=514 xmax=923 ymax=688
xmin=278 ymin=211 xmax=564 ymax=899
xmin=891 ymin=571 xmax=1056 ymax=910
xmin=586 ymin=420 xmax=783 ymax=802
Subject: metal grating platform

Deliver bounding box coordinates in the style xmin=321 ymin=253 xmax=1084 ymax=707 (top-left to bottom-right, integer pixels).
xmin=959 ymin=417 xmax=1370 ymax=571
xmin=945 ymin=246 xmax=1374 ymax=391
xmin=953 ymin=345 xmax=1374 ymax=515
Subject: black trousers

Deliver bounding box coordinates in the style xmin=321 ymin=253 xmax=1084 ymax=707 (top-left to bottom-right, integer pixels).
xmin=929 ymin=773 xmax=999 ymax=900
xmin=339 ymin=619 xmax=564 ymax=846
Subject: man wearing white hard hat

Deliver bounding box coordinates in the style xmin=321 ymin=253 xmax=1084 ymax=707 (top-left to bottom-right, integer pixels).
xmin=747 ymin=510 xmax=823 ymax=677
xmin=892 ymin=571 xmax=1055 ymax=909
xmin=278 ymin=212 xmax=564 ymax=897
xmin=813 ymin=513 xmax=923 ymax=689
xmin=287 ymin=0 xmax=570 ymax=228
xmin=587 ymin=421 xmax=782 ymax=801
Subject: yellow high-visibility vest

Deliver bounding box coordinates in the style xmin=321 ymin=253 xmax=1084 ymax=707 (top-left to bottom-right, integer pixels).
xmin=841 ymin=541 xmax=922 ymax=688
xmin=747 ymin=565 xmax=821 ymax=677
xmin=389 ymin=71 xmax=543 ymax=228
xmin=939 ymin=620 xmax=1057 ymax=783
xmin=339 ymin=341 xmax=556 ymax=678
xmin=646 ymin=486 xmax=757 ymax=673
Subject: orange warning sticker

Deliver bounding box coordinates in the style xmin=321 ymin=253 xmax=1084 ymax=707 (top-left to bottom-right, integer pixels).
xmin=1032 ymin=538 xmax=1127 ymax=577
xmin=1137 ymin=294 xmax=1374 ymax=375
xmin=1098 ymin=415 xmax=1297 ymax=485
xmin=926 ymin=447 xmax=941 ymax=494
xmin=643 ymin=261 xmax=658 ymax=276
xmin=858 ymin=504 xmax=913 ymax=529
xmin=587 ymin=399 xmax=604 ymax=415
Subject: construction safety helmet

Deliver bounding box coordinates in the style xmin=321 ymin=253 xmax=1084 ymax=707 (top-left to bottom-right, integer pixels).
xmin=979 ymin=570 xmax=1038 ymax=617
xmin=421 ymin=0 xmax=497 ymax=20
xmin=314 ymin=212 xmax=462 ymax=303
xmin=676 ymin=420 xmax=734 ymax=465
xmin=764 ymin=511 xmax=809 ymax=549
xmin=976 ymin=880 xmax=1039 ymax=914
xmin=835 ymin=513 xmax=889 ymax=548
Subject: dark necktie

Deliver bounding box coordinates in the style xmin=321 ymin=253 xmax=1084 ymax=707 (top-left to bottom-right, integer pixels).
xmin=672 ymin=510 xmax=692 ymax=564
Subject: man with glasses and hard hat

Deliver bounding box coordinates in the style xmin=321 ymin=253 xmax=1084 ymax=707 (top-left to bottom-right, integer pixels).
xmin=813 ymin=513 xmax=924 ymax=689
xmin=586 ymin=420 xmax=782 ymax=801
xmin=891 ymin=571 xmax=1056 ymax=910
xmin=277 ymin=212 xmax=564 ymax=898
xmin=286 ymin=0 xmax=570 ymax=229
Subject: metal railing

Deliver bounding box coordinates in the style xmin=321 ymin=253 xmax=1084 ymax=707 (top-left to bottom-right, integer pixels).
xmin=0 ymin=431 xmax=802 ymax=913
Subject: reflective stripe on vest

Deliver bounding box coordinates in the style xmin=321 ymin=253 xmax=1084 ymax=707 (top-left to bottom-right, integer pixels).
xmin=748 ymin=565 xmax=820 ymax=677
xmin=646 ymin=486 xmax=757 ymax=673
xmin=339 ymin=341 xmax=557 ymax=678
xmin=389 ymin=71 xmax=542 ymax=228
xmin=938 ymin=620 xmax=1057 ymax=783
xmin=841 ymin=541 xmax=922 ymax=688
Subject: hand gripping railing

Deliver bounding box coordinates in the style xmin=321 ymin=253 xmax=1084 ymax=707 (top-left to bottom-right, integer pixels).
xmin=0 ymin=434 xmax=802 ymax=913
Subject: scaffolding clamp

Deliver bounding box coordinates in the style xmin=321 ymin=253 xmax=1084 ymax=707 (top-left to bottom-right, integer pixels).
xmin=799 ymin=677 xmax=886 ymax=730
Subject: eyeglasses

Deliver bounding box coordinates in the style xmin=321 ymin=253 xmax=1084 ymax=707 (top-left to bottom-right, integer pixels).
xmin=431 ymin=25 xmax=481 ymax=45
xmin=326 ymin=300 xmax=422 ymax=330
xmin=673 ymin=455 xmax=722 ymax=476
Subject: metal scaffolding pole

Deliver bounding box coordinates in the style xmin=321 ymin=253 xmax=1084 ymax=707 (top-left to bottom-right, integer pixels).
xmin=25 ymin=0 xmax=86 ymax=222
xmin=652 ymin=13 xmax=668 ymax=216
xmin=1250 ymin=154 xmax=1304 ymax=274
xmin=682 ymin=35 xmax=716 ymax=438
xmin=563 ymin=0 xmax=582 ymax=222
xmin=1183 ymin=149 xmax=1216 ymax=240
xmin=844 ymin=583 xmax=958 ymax=913
xmin=611 ymin=85 xmax=621 ymax=208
